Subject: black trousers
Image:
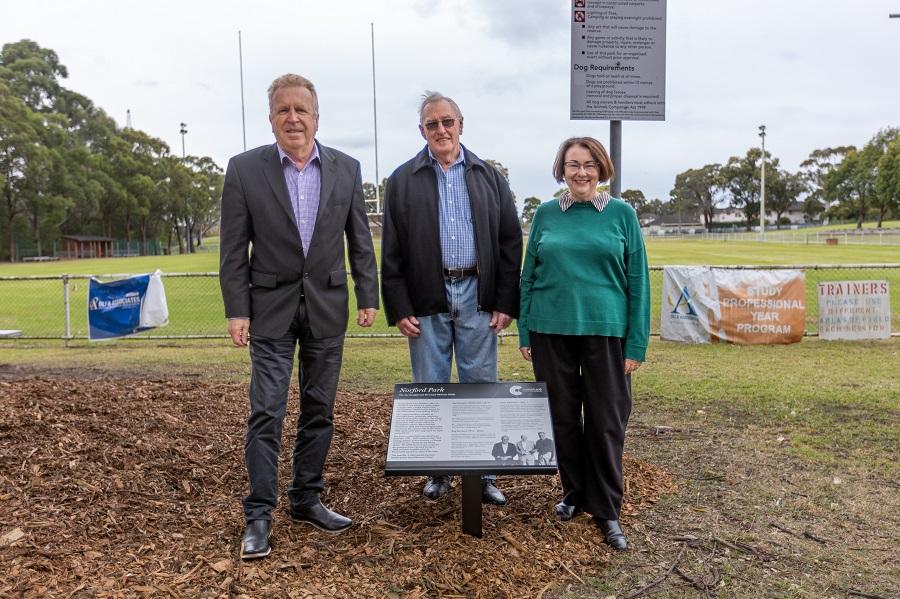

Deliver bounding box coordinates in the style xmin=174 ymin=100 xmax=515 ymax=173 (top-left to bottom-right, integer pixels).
xmin=243 ymin=299 xmax=345 ymax=521
xmin=530 ymin=333 xmax=631 ymax=520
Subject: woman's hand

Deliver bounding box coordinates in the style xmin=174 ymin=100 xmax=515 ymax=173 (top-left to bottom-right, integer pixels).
xmin=520 ymin=347 xmax=533 ymax=362
xmin=624 ymin=359 xmax=642 ymax=374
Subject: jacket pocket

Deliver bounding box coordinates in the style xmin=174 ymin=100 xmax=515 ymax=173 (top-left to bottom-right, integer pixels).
xmin=329 ymin=270 xmax=347 ymax=287
xmin=250 ymin=270 xmax=277 ymax=288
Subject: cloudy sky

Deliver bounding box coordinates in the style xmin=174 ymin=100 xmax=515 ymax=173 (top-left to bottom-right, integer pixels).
xmin=4 ymin=0 xmax=899 ymax=206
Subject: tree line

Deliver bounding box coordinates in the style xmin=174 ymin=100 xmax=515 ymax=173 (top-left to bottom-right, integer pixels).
xmin=518 ymin=129 xmax=899 ymax=231
xmin=635 ymin=129 xmax=899 ymax=231
xmin=0 ymin=40 xmax=223 ymax=261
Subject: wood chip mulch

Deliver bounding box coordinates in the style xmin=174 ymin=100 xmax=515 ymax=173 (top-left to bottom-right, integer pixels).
xmin=0 ymin=377 xmax=676 ymax=598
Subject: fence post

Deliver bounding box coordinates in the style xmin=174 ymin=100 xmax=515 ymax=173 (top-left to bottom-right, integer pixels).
xmin=63 ymin=274 xmax=71 ymax=347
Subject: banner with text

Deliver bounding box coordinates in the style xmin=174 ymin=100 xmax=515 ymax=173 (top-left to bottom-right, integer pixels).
xmin=88 ymin=270 xmax=169 ymax=340
xmin=818 ymin=280 xmax=891 ymax=340
xmin=661 ymin=267 xmax=805 ymax=345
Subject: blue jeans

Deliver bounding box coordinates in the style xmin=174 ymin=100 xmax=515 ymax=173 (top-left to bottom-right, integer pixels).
xmin=408 ymin=275 xmax=498 ymax=482
xmin=408 ymin=275 xmax=497 ymax=384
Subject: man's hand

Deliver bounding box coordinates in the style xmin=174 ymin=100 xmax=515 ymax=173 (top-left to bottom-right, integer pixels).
xmin=228 ymin=318 xmax=250 ymax=347
xmin=624 ymin=359 xmax=642 ymax=374
xmin=519 ymin=347 xmax=532 ymax=362
xmin=397 ymin=316 xmax=420 ymax=337
xmin=489 ymin=311 xmax=512 ymax=334
xmin=357 ymin=308 xmax=377 ymax=327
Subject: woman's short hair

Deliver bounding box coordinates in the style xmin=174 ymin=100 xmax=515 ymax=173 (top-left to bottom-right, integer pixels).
xmin=552 ymin=137 xmax=615 ymax=184
xmin=267 ymin=74 xmax=318 ymax=115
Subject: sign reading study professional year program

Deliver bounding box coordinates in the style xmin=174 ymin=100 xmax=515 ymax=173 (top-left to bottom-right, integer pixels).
xmin=571 ymin=0 xmax=667 ymax=120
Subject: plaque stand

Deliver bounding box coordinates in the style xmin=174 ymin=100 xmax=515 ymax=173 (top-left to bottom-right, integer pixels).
xmin=461 ymin=474 xmax=483 ymax=537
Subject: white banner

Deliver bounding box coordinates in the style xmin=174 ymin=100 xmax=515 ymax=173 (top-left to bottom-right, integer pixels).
xmin=661 ymin=267 xmax=806 ymax=345
xmin=818 ymin=280 xmax=891 ymax=340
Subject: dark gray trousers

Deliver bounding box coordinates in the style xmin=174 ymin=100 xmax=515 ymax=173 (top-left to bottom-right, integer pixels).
xmin=243 ymin=300 xmax=345 ymax=522
xmin=530 ymin=333 xmax=631 ymax=520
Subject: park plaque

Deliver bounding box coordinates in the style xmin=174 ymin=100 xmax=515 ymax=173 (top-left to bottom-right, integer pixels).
xmin=385 ymin=382 xmax=557 ymax=537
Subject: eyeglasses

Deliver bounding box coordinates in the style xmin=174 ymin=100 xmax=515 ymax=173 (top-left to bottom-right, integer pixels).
xmin=423 ymin=118 xmax=459 ymax=131
xmin=564 ymin=161 xmax=599 ymax=173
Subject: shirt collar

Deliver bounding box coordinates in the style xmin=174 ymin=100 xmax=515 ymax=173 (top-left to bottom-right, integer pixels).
xmin=428 ymin=144 xmax=466 ymax=169
xmin=558 ymin=189 xmax=611 ymax=213
xmin=277 ymin=141 xmax=319 ymax=169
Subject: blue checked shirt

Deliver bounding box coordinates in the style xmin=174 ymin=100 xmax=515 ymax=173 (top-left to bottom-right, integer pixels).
xmin=430 ymin=146 xmax=476 ymax=269
xmin=277 ymin=142 xmax=321 ymax=253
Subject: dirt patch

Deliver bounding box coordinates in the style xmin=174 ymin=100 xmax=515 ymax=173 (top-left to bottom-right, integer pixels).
xmin=548 ymin=421 xmax=900 ymax=598
xmin=0 ymin=377 xmax=675 ymax=598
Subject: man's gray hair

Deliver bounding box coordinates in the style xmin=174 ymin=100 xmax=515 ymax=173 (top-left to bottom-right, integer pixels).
xmin=418 ymin=90 xmax=462 ymax=122
xmin=267 ymin=74 xmax=319 ymax=114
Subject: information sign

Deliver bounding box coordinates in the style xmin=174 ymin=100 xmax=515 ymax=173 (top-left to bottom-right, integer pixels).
xmin=570 ymin=0 xmax=667 ymax=120
xmin=385 ymin=383 xmax=557 ymax=476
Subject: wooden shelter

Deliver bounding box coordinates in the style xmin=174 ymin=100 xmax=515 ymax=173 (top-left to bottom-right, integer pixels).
xmin=61 ymin=235 xmax=114 ymax=259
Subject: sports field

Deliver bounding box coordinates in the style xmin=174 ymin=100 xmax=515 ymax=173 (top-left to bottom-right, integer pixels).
xmin=1 ymin=238 xmax=897 ymax=339
xmin=1 ymin=237 xmax=898 ymax=597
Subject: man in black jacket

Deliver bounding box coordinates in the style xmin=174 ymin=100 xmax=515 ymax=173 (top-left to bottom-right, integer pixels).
xmin=381 ymin=91 xmax=522 ymax=505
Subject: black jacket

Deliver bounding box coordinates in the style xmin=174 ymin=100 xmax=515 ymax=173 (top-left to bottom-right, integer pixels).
xmin=219 ymin=143 xmax=378 ymax=339
xmin=381 ymin=146 xmax=522 ymax=325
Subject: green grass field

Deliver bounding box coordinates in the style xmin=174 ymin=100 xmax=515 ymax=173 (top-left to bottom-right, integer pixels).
xmin=801 ymin=219 xmax=900 ymax=232
xmin=1 ymin=239 xmax=897 ymax=338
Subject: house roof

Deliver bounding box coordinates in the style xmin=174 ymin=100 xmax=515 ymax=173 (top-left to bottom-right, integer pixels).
xmin=62 ymin=235 xmax=114 ymax=242
xmin=646 ymin=214 xmax=703 ymax=226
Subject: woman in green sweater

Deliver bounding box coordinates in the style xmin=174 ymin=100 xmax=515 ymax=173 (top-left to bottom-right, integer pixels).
xmin=519 ymin=137 xmax=650 ymax=551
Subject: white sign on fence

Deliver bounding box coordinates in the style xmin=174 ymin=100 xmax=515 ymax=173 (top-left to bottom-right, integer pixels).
xmin=570 ymin=0 xmax=667 ymax=120
xmin=817 ymin=280 xmax=891 ymax=340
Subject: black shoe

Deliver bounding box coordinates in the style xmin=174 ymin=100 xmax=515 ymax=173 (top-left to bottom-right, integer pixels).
xmin=481 ymin=480 xmax=507 ymax=506
xmin=555 ymin=501 xmax=583 ymax=521
xmin=423 ymin=476 xmax=451 ymax=500
xmin=595 ymin=518 xmax=628 ymax=551
xmin=287 ymin=501 xmax=352 ymax=534
xmin=240 ymin=519 xmax=272 ymax=560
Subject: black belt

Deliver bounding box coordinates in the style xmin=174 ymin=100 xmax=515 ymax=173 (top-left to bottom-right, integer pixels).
xmin=443 ymin=267 xmax=478 ymax=278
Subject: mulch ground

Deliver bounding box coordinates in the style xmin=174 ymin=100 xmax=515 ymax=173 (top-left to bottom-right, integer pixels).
xmin=0 ymin=377 xmax=675 ymax=598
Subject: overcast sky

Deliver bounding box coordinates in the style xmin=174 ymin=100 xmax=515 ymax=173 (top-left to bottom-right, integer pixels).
xmin=4 ymin=0 xmax=899 ymax=206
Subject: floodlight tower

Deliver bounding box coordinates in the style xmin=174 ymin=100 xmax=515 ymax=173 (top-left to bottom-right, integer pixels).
xmin=759 ymin=125 xmax=766 ymax=239
xmin=179 ymin=122 xmax=188 ymax=159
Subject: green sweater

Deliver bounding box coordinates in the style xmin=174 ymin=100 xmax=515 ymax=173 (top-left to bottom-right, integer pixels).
xmin=518 ymin=198 xmax=650 ymax=362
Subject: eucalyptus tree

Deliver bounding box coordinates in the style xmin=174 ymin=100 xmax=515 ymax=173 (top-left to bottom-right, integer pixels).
xmin=824 ymin=129 xmax=899 ymax=228
xmin=720 ymin=149 xmax=782 ymax=230
xmin=621 ymin=189 xmax=647 ymax=214
xmin=520 ymin=196 xmax=541 ymax=225
xmin=669 ymin=164 xmax=722 ymax=231
xmin=766 ymin=168 xmax=805 ymax=229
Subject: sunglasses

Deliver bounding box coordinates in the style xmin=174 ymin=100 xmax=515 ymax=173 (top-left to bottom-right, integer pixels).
xmin=423 ymin=118 xmax=459 ymax=132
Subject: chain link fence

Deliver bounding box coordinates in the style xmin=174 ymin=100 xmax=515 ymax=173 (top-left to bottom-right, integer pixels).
xmin=1 ymin=265 xmax=898 ymax=340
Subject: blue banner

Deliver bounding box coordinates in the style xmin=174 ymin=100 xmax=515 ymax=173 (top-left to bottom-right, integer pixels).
xmin=88 ymin=272 xmax=168 ymax=340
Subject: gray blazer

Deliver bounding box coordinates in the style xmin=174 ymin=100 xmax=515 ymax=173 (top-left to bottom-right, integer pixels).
xmin=219 ymin=142 xmax=378 ymax=339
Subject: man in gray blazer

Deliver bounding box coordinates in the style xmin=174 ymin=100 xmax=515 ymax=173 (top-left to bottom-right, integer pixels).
xmin=219 ymin=73 xmax=378 ymax=560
